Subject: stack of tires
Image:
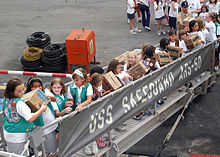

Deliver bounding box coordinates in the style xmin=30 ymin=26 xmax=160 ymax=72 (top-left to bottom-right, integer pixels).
xmin=20 ymin=47 xmax=43 ymax=71
xmin=21 ymin=32 xmax=51 ymax=71
xmin=42 ymin=43 xmax=67 ymax=72
xmin=20 ymin=32 xmax=67 ymax=73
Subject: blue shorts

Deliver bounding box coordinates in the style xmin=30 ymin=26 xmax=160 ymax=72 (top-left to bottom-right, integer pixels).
xmin=127 ymin=13 xmax=135 ymax=20
xmin=156 ymin=16 xmax=165 ymax=21
xmin=169 ymin=16 xmax=177 ymax=29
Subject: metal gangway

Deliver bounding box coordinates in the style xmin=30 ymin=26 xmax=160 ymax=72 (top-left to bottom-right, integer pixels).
xmin=0 ymin=40 xmax=219 ymax=157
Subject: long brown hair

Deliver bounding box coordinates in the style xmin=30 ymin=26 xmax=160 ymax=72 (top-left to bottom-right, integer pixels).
xmin=4 ymin=77 xmax=23 ymax=99
xmin=107 ymin=59 xmax=121 ymax=74
xmin=90 ymin=73 xmax=103 ymax=87
xmin=50 ymin=78 xmax=67 ymax=95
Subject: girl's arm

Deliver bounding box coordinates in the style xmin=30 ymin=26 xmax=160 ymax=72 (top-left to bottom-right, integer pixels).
xmin=75 ymin=96 xmax=92 ymax=112
xmin=54 ymin=107 xmax=72 ymax=117
xmin=172 ymin=1 xmax=177 ymax=11
xmin=28 ymin=103 xmax=47 ymax=122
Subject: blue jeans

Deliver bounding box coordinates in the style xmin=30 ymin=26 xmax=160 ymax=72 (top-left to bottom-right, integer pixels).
xmin=139 ymin=4 xmax=150 ymax=28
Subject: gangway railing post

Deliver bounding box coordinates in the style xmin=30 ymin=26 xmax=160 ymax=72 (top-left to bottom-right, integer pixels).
xmin=29 ymin=126 xmax=46 ymax=157
xmin=155 ymin=89 xmax=194 ymax=157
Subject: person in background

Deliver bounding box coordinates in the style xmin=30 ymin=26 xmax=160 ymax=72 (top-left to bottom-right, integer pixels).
xmin=3 ymin=77 xmax=47 ymax=156
xmin=169 ymin=0 xmax=179 ymax=30
xmin=141 ymin=43 xmax=161 ymax=72
xmin=154 ymin=0 xmax=167 ymax=35
xmin=155 ymin=38 xmax=170 ymax=53
xmin=107 ymin=60 xmax=133 ymax=85
xmin=195 ymin=16 xmax=209 ymax=43
xmin=123 ymin=51 xmax=139 ymax=71
xmin=127 ymin=0 xmax=142 ymax=34
xmin=179 ymin=29 xmax=190 ymax=56
xmin=213 ymin=13 xmax=220 ymax=69
xmin=199 ymin=5 xmax=209 ymax=23
xmin=90 ymin=66 xmax=104 ymax=76
xmin=135 ymin=0 xmax=142 ymax=22
xmin=206 ymin=0 xmax=220 ymax=13
xmin=168 ymin=29 xmax=179 ymax=46
xmin=189 ymin=20 xmax=206 ymax=50
xmin=187 ymin=0 xmax=201 ymax=17
xmin=177 ymin=1 xmax=192 ymax=35
xmin=138 ymin=0 xmax=151 ymax=31
xmin=205 ymin=12 xmax=217 ymax=43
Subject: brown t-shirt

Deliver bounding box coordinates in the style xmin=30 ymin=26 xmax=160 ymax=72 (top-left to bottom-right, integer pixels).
xmin=177 ymin=11 xmax=193 ymax=32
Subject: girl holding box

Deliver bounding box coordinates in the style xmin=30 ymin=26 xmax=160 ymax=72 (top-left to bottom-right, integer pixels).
xmin=26 ymin=76 xmax=58 ymax=155
xmin=3 ymin=77 xmax=47 ymax=156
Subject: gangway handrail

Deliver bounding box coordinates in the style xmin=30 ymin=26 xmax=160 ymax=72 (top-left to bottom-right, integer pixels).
xmin=42 ymin=39 xmax=217 ymax=130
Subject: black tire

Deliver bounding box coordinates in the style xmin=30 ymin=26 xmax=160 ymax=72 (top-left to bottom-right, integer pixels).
xmin=26 ymin=32 xmax=51 ymax=48
xmin=20 ymin=56 xmax=43 ymax=71
xmin=43 ymin=44 xmax=64 ymax=58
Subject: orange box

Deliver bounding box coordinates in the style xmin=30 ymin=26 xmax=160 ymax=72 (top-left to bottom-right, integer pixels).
xmin=65 ymin=29 xmax=96 ymax=72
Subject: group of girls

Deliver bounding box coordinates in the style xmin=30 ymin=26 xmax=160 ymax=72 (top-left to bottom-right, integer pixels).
xmin=2 ymin=65 xmax=115 ymax=156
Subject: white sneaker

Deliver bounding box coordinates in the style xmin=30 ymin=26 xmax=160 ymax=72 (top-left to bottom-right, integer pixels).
xmin=84 ymin=143 xmax=92 ymax=155
xmin=138 ymin=18 xmax=142 ymax=22
xmin=195 ymin=77 xmax=201 ymax=82
xmin=115 ymin=125 xmax=126 ymax=132
xmin=92 ymin=141 xmax=98 ymax=154
xmin=135 ymin=28 xmax=142 ymax=33
xmin=130 ymin=30 xmax=137 ymax=35
xmin=127 ymin=19 xmax=130 ymax=24
xmin=157 ymin=31 xmax=161 ymax=36
xmin=161 ymin=30 xmax=166 ymax=35
xmin=144 ymin=26 xmax=151 ymax=31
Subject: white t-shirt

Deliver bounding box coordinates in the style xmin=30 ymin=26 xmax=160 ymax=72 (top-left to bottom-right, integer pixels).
xmin=127 ymin=0 xmax=135 ymax=14
xmin=206 ymin=2 xmax=220 ymax=13
xmin=154 ymin=61 xmax=161 ymax=70
xmin=154 ymin=1 xmax=165 ymax=19
xmin=187 ymin=0 xmax=201 ymax=17
xmin=169 ymin=41 xmax=176 ymax=46
xmin=155 ymin=47 xmax=164 ymax=54
xmin=206 ymin=21 xmax=217 ymax=42
xmin=67 ymin=83 xmax=93 ymax=105
xmin=201 ymin=28 xmax=209 ymax=43
xmin=43 ymin=89 xmax=58 ymax=135
xmin=139 ymin=0 xmax=150 ymax=6
xmin=169 ymin=2 xmax=179 ymax=17
xmin=179 ymin=40 xmax=188 ymax=52
xmin=116 ymin=71 xmax=132 ymax=85
xmin=199 ymin=12 xmax=208 ymax=23
xmin=3 ymin=100 xmax=33 ymax=143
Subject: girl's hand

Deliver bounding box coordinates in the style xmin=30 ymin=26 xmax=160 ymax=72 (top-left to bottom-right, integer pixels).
xmin=47 ymin=96 xmax=57 ymax=102
xmin=75 ymin=105 xmax=83 ymax=112
xmin=123 ymin=75 xmax=129 ymax=82
xmin=65 ymin=101 xmax=73 ymax=107
xmin=101 ymin=89 xmax=112 ymax=96
xmin=126 ymin=70 xmax=132 ymax=75
xmin=64 ymin=107 xmax=72 ymax=114
xmin=40 ymin=102 xmax=47 ymax=112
